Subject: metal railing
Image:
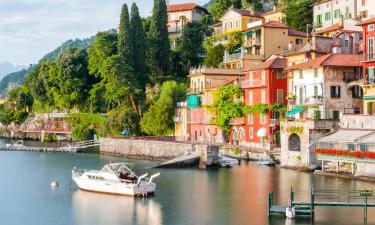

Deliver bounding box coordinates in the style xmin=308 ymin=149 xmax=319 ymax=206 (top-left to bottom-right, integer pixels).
xmin=305 ymin=96 xmax=323 ymax=105
xmin=223 ymin=53 xmax=241 ymax=62
xmin=343 ymin=72 xmax=362 ymax=82
xmin=229 ymin=118 xmax=245 ymax=125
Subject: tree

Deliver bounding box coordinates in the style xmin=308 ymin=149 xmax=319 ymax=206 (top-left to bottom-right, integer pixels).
xmin=118 ymin=4 xmax=134 ymax=67
xmin=284 ymin=0 xmax=314 ymax=32
xmin=232 ymin=0 xmax=242 ymax=8
xmin=204 ymin=44 xmax=225 ymax=67
xmin=244 ymin=0 xmax=263 ymax=12
xmin=140 ymin=81 xmax=186 ymax=136
xmin=177 ymin=21 xmax=205 ymax=69
xmin=208 ymin=0 xmax=232 ymax=21
xmin=130 ymin=3 xmax=148 ymax=88
xmin=148 ymin=0 xmax=170 ymax=81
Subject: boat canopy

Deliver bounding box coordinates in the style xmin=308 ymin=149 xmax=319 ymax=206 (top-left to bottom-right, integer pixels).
xmin=100 ymin=163 xmax=135 ymax=175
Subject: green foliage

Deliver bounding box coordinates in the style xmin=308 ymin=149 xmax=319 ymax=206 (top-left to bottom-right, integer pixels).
xmin=0 ymin=69 xmax=28 ymax=96
xmin=148 ymin=0 xmax=170 ymax=81
xmin=106 ymin=106 xmax=140 ymax=135
xmin=177 ymin=21 xmax=205 ymax=68
xmin=141 ymin=81 xmax=186 ymax=136
xmin=284 ymin=0 xmax=314 ymax=32
xmin=6 ymin=86 xmax=33 ymax=110
xmin=286 ymin=126 xmax=304 ymax=134
xmin=204 ymin=44 xmax=225 ymax=67
xmin=207 ymin=85 xmax=244 ymax=136
xmin=313 ymin=110 xmax=321 ymax=121
xmin=118 ymin=4 xmax=134 ymax=68
xmin=243 ymin=103 xmax=269 ymax=114
xmin=43 ymin=134 xmax=55 ymax=142
xmin=72 ymin=123 xmax=95 ymax=141
xmin=226 ymin=31 xmax=243 ymax=53
xmin=69 ymin=113 xmax=107 ymax=140
xmin=208 ymin=0 xmax=232 ymax=21
xmin=0 ymin=104 xmax=28 ymax=125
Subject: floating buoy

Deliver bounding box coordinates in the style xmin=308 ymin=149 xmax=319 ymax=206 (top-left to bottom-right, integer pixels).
xmin=50 ymin=181 xmax=59 ymax=187
xmin=285 ymin=206 xmax=295 ymax=219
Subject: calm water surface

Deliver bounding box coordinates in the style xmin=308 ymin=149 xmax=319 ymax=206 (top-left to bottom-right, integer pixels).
xmin=1 ymin=141 xmax=375 ymax=225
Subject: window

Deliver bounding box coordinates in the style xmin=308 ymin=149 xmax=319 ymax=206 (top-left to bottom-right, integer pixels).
xmin=260 ymin=114 xmax=267 ymax=124
xmin=277 ymin=70 xmax=283 ymax=79
xmin=334 ymin=9 xmax=341 ymax=18
xmin=277 ymin=89 xmax=283 ymax=104
xmin=249 ymin=127 xmax=254 ymax=139
xmin=299 ymin=70 xmax=303 ymax=79
xmin=369 ymin=38 xmax=374 ymax=60
xmin=352 ymin=86 xmax=363 ymax=99
xmin=248 ymin=90 xmax=253 ymax=105
xmin=248 ymin=113 xmax=254 ymax=124
xmin=325 ymin=12 xmax=331 ymax=21
xmin=345 ymin=39 xmax=349 ymax=47
xmin=330 ymin=85 xmax=341 ymax=98
xmin=362 ymin=0 xmax=366 ymax=6
xmin=316 ymin=14 xmax=322 ymax=25
xmin=261 ymin=90 xmax=266 ymax=103
xmin=314 ymin=68 xmax=318 ymax=77
xmin=361 ymin=10 xmax=368 ymax=19
xmin=368 ymin=24 xmax=374 ymax=31
xmin=366 ymin=67 xmax=375 ymax=84
xmin=314 ymin=85 xmax=319 ymax=97
xmin=295 ymin=39 xmax=303 ymax=45
xmin=249 ymin=72 xmax=254 ymax=81
xmin=261 ymin=70 xmax=266 ymax=83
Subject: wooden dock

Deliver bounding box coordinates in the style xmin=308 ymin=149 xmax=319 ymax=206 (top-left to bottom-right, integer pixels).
xmin=269 ymin=186 xmax=375 ymax=219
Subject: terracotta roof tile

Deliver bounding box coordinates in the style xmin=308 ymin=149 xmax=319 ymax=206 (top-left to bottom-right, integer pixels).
xmin=288 ymin=28 xmax=308 ymax=37
xmin=360 ymin=17 xmax=375 ymax=25
xmin=316 ymin=23 xmax=343 ymax=34
xmin=262 ymin=21 xmax=289 ymax=29
xmin=245 ymin=56 xmax=286 ymax=71
xmin=288 ymin=54 xmax=361 ymax=70
xmin=167 ymin=3 xmax=207 ymax=13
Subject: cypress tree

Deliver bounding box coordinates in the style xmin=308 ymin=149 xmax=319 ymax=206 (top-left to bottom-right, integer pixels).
xmin=130 ymin=3 xmax=148 ymax=87
xmin=148 ymin=0 xmax=170 ymax=81
xmin=118 ymin=4 xmax=134 ymax=66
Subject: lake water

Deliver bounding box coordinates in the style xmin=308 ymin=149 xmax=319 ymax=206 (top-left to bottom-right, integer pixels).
xmin=1 ymin=145 xmax=375 ymax=225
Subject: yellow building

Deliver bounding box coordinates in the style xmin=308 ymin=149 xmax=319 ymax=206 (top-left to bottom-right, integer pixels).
xmin=261 ymin=6 xmax=286 ymax=23
xmin=221 ymin=8 xmax=263 ymax=34
xmin=223 ymin=21 xmax=308 ymax=69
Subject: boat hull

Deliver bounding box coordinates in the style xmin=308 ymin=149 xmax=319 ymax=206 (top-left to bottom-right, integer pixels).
xmin=72 ymin=177 xmax=156 ymax=196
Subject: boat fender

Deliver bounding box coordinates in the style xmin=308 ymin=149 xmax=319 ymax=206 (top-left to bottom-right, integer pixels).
xmin=285 ymin=206 xmax=295 ymax=219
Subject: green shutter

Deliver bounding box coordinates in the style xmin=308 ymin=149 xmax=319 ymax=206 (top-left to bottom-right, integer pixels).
xmin=187 ymin=95 xmax=200 ymax=108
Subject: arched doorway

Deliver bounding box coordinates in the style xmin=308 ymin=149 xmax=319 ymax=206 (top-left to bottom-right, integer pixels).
xmin=288 ymin=133 xmax=301 ymax=151
xmin=239 ymin=128 xmax=245 ymax=141
xmin=233 ymin=129 xmax=238 ymax=145
xmin=194 ymin=130 xmax=198 ymax=142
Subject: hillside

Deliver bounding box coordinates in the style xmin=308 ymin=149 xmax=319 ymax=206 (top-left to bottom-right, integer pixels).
xmin=0 ymin=68 xmax=29 ymax=96
xmin=0 ymin=62 xmax=26 ymax=81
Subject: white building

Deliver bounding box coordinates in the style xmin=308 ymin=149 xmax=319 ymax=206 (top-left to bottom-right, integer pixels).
xmin=357 ymin=0 xmax=375 ymax=20
xmin=313 ymin=0 xmax=358 ymax=30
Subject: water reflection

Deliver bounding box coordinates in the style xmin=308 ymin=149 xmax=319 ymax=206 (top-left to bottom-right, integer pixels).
xmin=72 ymin=190 xmax=162 ymax=225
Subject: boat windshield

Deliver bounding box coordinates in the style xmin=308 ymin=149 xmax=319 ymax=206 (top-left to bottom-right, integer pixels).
xmin=100 ymin=163 xmax=135 ymax=176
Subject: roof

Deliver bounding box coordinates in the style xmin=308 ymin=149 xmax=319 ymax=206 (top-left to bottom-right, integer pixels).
xmin=288 ymin=53 xmax=361 ymax=70
xmin=359 ymin=17 xmax=375 ymax=25
xmin=313 ymin=0 xmax=332 ymax=6
xmin=262 ymin=21 xmax=288 ymax=29
xmin=245 ymin=56 xmax=286 ymax=71
xmin=319 ymin=129 xmax=374 ymax=143
xmin=288 ymin=28 xmax=308 ymax=37
xmin=316 ymin=23 xmax=343 ymax=34
xmin=189 ymin=68 xmax=243 ymax=77
xmin=167 ymin=3 xmax=207 ymax=13
xmin=209 ymin=78 xmax=242 ymax=89
xmin=222 ymin=8 xmax=264 ymax=19
xmin=261 ymin=8 xmax=283 ymax=17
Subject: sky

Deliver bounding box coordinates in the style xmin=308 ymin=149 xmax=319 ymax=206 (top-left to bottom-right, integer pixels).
xmin=0 ymin=0 xmax=208 ymax=66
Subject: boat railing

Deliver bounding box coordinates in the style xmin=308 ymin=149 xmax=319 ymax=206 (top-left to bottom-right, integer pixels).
xmin=72 ymin=168 xmax=87 ymax=177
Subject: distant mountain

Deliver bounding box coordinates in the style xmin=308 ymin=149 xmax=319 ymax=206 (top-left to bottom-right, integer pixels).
xmin=0 ymin=29 xmax=117 ymax=95
xmin=0 ymin=62 xmax=26 ymax=81
xmin=0 ymin=68 xmax=29 ymax=96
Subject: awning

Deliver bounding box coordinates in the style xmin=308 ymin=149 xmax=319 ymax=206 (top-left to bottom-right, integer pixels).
xmin=241 ymin=29 xmax=259 ymax=37
xmin=286 ymin=106 xmax=304 ymax=117
xmin=232 ymin=48 xmax=242 ymax=53
xmin=363 ymin=96 xmax=375 ymax=101
xmin=318 ymin=130 xmax=375 ymax=143
xmin=257 ymin=128 xmax=267 ymax=137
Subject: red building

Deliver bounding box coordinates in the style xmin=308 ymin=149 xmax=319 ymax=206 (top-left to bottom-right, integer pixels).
xmin=230 ymin=55 xmax=287 ymax=150
xmin=360 ymin=18 xmax=375 ymax=115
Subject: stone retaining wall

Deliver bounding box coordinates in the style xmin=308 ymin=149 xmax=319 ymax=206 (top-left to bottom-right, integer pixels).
xmin=100 ymin=138 xmax=207 ymax=160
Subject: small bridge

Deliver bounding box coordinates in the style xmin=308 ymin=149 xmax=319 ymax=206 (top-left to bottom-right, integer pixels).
xmin=269 ymin=186 xmax=375 ymax=219
xmin=0 ymin=139 xmax=100 ymax=153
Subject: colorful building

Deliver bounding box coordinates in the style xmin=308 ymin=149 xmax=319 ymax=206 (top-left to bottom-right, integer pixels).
xmin=360 ymin=18 xmax=375 ymax=115
xmin=223 ymin=21 xmax=308 ymax=69
xmin=229 ymin=55 xmax=287 ymax=151
xmin=175 ymin=67 xmax=243 ymax=142
xmin=261 ymin=6 xmax=286 ymax=23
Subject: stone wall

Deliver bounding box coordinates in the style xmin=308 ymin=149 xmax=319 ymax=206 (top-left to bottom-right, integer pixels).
xmin=100 ymin=138 xmax=196 ymax=160
xmin=355 ymin=163 xmax=375 ymax=177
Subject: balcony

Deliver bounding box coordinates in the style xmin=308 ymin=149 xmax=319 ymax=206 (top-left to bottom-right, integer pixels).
xmin=269 ymin=119 xmax=280 ymax=127
xmin=223 ymin=53 xmax=241 ymax=63
xmin=187 ymin=116 xmax=203 ymax=124
xmin=304 ymin=96 xmax=323 ymax=105
xmin=176 ymin=102 xmax=187 ymax=107
xmin=343 ymin=72 xmax=362 ymax=83
xmin=187 ymin=88 xmax=204 ymax=95
xmin=240 ymin=79 xmax=266 ymax=88
xmin=229 ymin=118 xmax=245 ymax=125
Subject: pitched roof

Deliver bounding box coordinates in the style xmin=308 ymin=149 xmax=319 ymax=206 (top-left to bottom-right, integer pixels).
xmin=245 ymin=56 xmax=286 ymax=71
xmin=316 ymin=23 xmax=343 ymax=34
xmin=313 ymin=0 xmax=332 ymax=6
xmin=262 ymin=21 xmax=289 ymax=29
xmin=209 ymin=78 xmax=241 ymax=89
xmin=360 ymin=17 xmax=375 ymax=25
xmin=288 ymin=53 xmax=361 ymax=70
xmin=167 ymin=3 xmax=207 ymax=13
xmin=288 ymin=28 xmax=308 ymax=37
xmin=261 ymin=8 xmax=283 ymax=17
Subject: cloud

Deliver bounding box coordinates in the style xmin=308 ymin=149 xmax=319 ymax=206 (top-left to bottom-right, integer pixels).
xmin=0 ymin=0 xmax=206 ymax=65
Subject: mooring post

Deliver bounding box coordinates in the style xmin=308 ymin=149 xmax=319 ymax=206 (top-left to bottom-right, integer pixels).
xmin=365 ymin=195 xmax=368 ymax=220
xmin=268 ymin=192 xmax=273 ymax=217
xmin=290 ymin=187 xmax=294 ymax=208
xmin=311 ymin=185 xmax=315 ymax=215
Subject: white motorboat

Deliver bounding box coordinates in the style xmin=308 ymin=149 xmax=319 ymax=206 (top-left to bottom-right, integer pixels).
xmin=72 ymin=163 xmax=160 ymax=196
xmin=256 ymin=160 xmax=275 ymax=166
xmin=219 ymin=155 xmax=239 ymax=168
xmin=6 ymin=140 xmax=24 ymax=148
